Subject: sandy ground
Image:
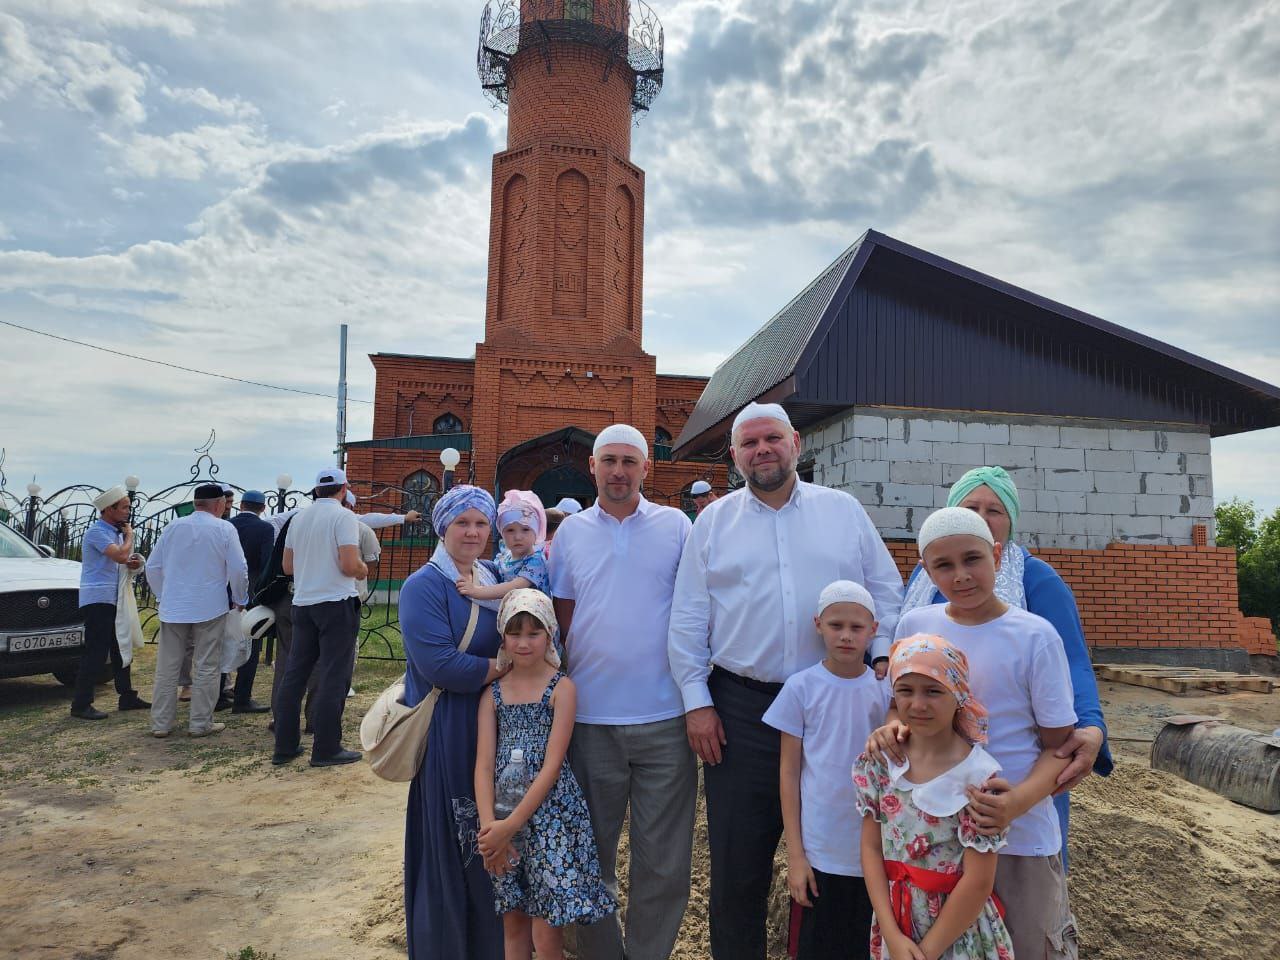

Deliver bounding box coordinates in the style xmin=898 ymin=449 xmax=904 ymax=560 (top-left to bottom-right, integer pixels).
xmin=2 ymin=649 xmax=1279 ymax=960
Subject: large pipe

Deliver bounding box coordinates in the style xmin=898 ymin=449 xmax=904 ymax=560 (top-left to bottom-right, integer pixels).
xmin=1151 ymin=715 xmax=1280 ymax=812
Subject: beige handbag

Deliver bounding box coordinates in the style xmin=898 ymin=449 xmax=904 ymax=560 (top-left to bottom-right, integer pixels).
xmin=360 ymin=600 xmax=480 ymax=782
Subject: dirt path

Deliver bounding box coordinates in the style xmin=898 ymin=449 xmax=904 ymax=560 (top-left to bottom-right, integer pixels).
xmin=3 ymin=651 xmax=1279 ymax=959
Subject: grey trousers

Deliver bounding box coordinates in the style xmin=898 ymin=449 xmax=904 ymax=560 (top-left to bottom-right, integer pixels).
xmin=151 ymin=615 xmax=226 ymax=734
xmin=570 ymin=715 xmax=697 ymax=960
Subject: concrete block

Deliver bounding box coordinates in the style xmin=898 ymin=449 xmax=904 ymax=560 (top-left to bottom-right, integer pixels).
xmin=1007 ymin=466 xmax=1042 ymax=490
xmin=1186 ymin=495 xmax=1214 ymax=517
xmin=1035 ymin=490 xmax=1087 ymax=512
xmin=1189 ymin=475 xmax=1213 ymax=499
xmin=863 ymin=505 xmax=910 ymax=530
xmin=887 ymin=439 xmax=934 ymax=461
xmin=882 ymin=483 xmax=938 ymax=507
xmin=931 ymin=441 xmax=985 ymax=464
xmin=849 ymin=482 xmax=885 ymax=506
xmin=1085 ymin=449 xmax=1135 ymax=472
xmin=1034 ymin=447 xmax=1085 ymax=470
xmin=1108 ymin=429 xmax=1160 ymax=451
xmin=852 ymin=414 xmax=888 ymax=439
xmin=1050 ymin=534 xmax=1091 ymax=549
xmin=1011 ymin=424 xmax=1060 ymax=446
xmin=1093 ymin=471 xmax=1140 ymax=493
xmin=855 ymin=438 xmax=888 ymax=462
xmin=1084 ymin=534 xmax=1113 ymax=550
xmin=907 ymin=418 xmax=959 ymax=442
xmin=942 ymin=462 xmax=984 ymax=484
xmin=957 ymin=422 xmax=1010 ymax=444
xmin=822 ymin=422 xmax=844 ymax=448
xmin=1142 ymin=473 xmax=1191 ymax=495
xmin=1162 ymin=430 xmax=1210 ymax=454
xmin=1114 ymin=515 xmax=1163 ymax=539
xmin=888 ymin=417 xmax=906 ymax=440
xmin=934 ymin=487 xmax=955 ymax=507
xmin=846 ymin=459 xmax=889 ymax=483
xmin=890 ymin=460 xmax=942 ymax=485
xmin=992 ymin=444 xmax=1035 ymax=468
xmin=1162 ymin=516 xmax=1196 ymax=542
xmin=1134 ymin=451 xmax=1184 ymax=473
xmin=1135 ymin=493 xmax=1186 ymax=515
xmin=1087 ymin=492 xmax=1136 ymax=514
xmin=1018 ymin=511 xmax=1061 ymax=535
xmin=1060 ymin=426 xmax=1111 ymax=449
xmin=1042 ymin=469 xmax=1094 ymax=492
xmin=830 ymin=440 xmax=856 ymax=464
xmin=1184 ymin=453 xmax=1212 ymax=475
xmin=1062 ymin=513 xmax=1114 ymax=537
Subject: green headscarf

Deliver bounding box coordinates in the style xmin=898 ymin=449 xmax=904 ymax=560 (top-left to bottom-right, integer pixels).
xmin=946 ymin=466 xmax=1020 ymax=541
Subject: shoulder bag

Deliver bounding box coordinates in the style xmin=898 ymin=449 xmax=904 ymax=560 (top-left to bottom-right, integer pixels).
xmin=360 ymin=599 xmax=480 ymax=782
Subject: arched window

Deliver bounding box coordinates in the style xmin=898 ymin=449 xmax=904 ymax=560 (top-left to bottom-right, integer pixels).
xmin=565 ymin=0 xmax=593 ymax=21
xmin=433 ymin=413 xmax=464 ymax=434
xmin=401 ymin=470 xmax=440 ymax=537
xmin=655 ymin=426 xmax=672 ymax=445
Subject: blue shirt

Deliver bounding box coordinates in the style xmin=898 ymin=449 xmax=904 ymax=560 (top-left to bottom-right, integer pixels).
xmin=79 ymin=519 xmax=122 ymax=607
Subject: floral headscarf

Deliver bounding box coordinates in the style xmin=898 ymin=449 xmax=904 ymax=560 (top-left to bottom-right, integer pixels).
xmin=496 ymin=588 xmax=561 ymax=669
xmin=888 ymin=633 xmax=989 ymax=744
xmin=430 ymin=484 xmax=497 ymax=537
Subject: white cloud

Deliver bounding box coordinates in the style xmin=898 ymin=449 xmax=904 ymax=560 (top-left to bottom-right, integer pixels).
xmin=160 ymin=84 xmax=260 ymax=120
xmin=101 ymin=123 xmax=273 ymax=180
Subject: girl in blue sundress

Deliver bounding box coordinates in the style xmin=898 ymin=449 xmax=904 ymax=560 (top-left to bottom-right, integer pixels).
xmin=475 ymin=588 xmax=614 ymax=960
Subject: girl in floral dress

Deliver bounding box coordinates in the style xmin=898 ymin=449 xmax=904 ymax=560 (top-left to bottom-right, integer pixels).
xmin=854 ymin=635 xmax=1015 ymax=960
xmin=474 ymin=589 xmax=615 ymax=960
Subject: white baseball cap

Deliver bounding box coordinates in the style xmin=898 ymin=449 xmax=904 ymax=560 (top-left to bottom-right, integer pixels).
xmin=313 ymin=467 xmax=348 ymax=489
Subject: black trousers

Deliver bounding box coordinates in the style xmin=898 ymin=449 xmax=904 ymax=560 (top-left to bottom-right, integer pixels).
xmin=704 ymin=668 xmax=785 ymax=960
xmin=71 ymin=602 xmax=136 ymax=711
xmin=272 ymin=599 xmax=358 ymax=759
xmin=795 ymin=870 xmax=874 ymax=960
xmin=232 ymin=636 xmax=262 ymax=706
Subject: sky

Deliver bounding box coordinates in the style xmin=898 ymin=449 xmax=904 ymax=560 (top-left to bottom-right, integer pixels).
xmin=0 ymin=0 xmax=1277 ymax=516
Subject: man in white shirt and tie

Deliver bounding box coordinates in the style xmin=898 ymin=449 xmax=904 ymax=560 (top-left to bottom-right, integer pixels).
xmin=550 ymin=424 xmax=696 ymax=960
xmin=146 ymin=483 xmax=250 ymax=738
xmin=668 ymin=402 xmax=905 ymax=960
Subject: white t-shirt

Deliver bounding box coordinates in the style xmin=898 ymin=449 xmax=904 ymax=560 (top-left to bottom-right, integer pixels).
xmin=285 ymin=497 xmax=361 ymax=606
xmin=762 ymin=663 xmax=892 ymax=876
xmin=895 ymin=604 xmax=1077 ymax=857
xmin=548 ymin=496 xmax=691 ymax=724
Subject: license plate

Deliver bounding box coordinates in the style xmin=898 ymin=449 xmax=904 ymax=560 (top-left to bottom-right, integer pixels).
xmin=7 ymin=630 xmax=84 ymax=653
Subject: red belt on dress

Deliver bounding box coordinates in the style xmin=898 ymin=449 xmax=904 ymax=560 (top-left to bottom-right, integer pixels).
xmin=883 ymin=860 xmax=1005 ymax=938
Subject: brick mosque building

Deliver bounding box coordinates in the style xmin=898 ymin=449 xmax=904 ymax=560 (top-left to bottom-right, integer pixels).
xmin=345 ymin=0 xmax=724 ymax=516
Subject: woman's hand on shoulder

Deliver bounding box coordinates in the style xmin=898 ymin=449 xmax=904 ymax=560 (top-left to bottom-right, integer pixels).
xmin=484 ymin=658 xmax=512 ymax=685
xmin=866 ymin=719 xmax=910 ymax=766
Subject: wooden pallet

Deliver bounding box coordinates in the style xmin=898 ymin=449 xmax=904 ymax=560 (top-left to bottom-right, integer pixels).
xmin=1094 ymin=663 xmax=1275 ymax=695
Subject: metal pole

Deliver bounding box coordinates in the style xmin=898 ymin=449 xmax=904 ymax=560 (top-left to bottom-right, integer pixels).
xmin=336 ymin=323 xmax=348 ymax=470
xmin=24 ymin=496 xmax=38 ymax=540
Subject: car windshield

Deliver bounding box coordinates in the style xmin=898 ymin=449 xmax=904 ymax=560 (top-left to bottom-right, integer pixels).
xmin=0 ymin=523 xmax=42 ymax=559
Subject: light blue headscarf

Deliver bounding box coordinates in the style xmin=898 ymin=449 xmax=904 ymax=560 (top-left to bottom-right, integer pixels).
xmin=430 ymin=484 xmax=496 ymax=537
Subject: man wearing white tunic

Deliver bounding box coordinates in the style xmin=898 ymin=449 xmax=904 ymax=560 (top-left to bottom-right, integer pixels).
xmin=668 ymin=402 xmax=905 ymax=960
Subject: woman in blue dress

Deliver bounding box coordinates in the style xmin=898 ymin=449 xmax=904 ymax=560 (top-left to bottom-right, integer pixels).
xmin=899 ymin=466 xmax=1113 ymax=870
xmin=401 ymin=484 xmax=510 ymax=959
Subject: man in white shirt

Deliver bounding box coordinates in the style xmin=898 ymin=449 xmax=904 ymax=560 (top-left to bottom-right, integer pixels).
xmin=667 ymin=402 xmax=905 ymax=960
xmin=271 ymin=467 xmax=367 ymax=768
xmin=146 ymin=483 xmax=249 ymax=738
xmin=549 ymin=424 xmax=696 ymax=960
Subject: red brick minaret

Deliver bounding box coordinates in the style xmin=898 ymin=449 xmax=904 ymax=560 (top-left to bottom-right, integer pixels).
xmin=472 ymin=0 xmax=665 ymax=492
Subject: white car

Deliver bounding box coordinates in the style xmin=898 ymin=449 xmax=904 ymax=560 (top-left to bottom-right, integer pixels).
xmin=0 ymin=523 xmax=92 ymax=685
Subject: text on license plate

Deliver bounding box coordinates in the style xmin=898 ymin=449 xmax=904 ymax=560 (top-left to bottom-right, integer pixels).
xmin=8 ymin=630 xmax=84 ymax=653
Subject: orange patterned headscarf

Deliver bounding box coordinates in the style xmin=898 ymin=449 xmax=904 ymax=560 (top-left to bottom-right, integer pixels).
xmin=888 ymin=633 xmax=989 ymax=744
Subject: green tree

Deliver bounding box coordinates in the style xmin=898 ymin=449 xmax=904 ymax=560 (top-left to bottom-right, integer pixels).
xmin=1216 ymin=498 xmax=1280 ymax=635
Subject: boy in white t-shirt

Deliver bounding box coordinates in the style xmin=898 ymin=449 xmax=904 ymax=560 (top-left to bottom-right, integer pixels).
xmin=872 ymin=507 xmax=1078 ymax=960
xmin=763 ymin=580 xmax=891 ymax=960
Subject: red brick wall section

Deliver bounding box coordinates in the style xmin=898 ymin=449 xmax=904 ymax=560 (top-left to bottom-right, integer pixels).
xmin=886 ymin=541 xmax=1273 ymax=656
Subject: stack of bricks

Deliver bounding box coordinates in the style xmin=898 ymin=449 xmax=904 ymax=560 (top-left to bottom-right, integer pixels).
xmin=884 ymin=541 xmax=1276 ymax=657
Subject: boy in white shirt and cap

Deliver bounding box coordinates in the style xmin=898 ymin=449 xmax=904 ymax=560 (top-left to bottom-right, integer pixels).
xmin=763 ymin=580 xmax=889 ymax=959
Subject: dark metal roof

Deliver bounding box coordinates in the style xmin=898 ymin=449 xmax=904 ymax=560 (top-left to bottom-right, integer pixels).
xmin=343 ymin=432 xmax=472 ymax=452
xmin=673 ymin=229 xmax=1280 ymax=457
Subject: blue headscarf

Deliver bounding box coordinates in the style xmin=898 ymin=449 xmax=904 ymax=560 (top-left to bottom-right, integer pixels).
xmin=430 ymin=484 xmax=496 ymax=537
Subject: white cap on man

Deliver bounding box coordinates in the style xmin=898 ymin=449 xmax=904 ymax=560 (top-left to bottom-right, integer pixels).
xmin=313 ymin=467 xmax=348 ymax=491
xmin=690 ymin=480 xmax=712 ymax=496
xmin=592 ymin=423 xmax=648 ymax=459
xmin=93 ymin=485 xmax=129 ymax=511
xmin=731 ymin=401 xmax=793 ymax=438
xmin=554 ymin=497 xmax=583 ymax=514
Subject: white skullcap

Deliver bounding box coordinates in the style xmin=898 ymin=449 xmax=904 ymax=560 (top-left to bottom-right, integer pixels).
xmin=732 ymin=401 xmax=793 ymax=436
xmin=817 ymin=580 xmax=877 ymax=618
xmin=917 ymin=507 xmax=996 ymax=557
xmin=593 ymin=423 xmax=648 ymax=459
xmin=93 ymin=485 xmax=129 ymax=511
xmin=690 ymin=480 xmax=712 ymax=495
xmin=554 ymin=497 xmax=582 ymax=514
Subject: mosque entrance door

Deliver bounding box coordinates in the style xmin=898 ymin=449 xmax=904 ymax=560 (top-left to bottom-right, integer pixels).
xmin=495 ymin=427 xmax=597 ymax=509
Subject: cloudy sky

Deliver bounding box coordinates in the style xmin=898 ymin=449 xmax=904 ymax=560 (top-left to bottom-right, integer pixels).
xmin=1 ymin=0 xmax=1277 ymax=516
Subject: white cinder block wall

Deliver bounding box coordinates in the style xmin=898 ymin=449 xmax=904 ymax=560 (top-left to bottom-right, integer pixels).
xmin=801 ymin=407 xmax=1214 ymax=549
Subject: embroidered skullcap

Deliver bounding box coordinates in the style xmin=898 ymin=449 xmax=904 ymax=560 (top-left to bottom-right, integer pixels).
xmin=553 ymin=497 xmax=582 ymax=515
xmin=496 ymin=588 xmax=562 ymax=669
xmin=690 ymin=480 xmax=712 ymax=496
xmin=431 ymin=484 xmax=496 ymax=537
xmin=889 ymin=634 xmax=989 ymax=744
xmin=917 ymin=506 xmax=995 ymax=557
xmin=93 ymin=485 xmax=129 ymax=511
xmin=593 ymin=423 xmax=648 ymax=459
xmin=731 ymin=401 xmax=792 ymax=437
xmin=497 ymin=489 xmax=547 ymax=544
xmin=947 ymin=466 xmax=1021 ymax=540
xmin=816 ymin=580 xmax=877 ymax=618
